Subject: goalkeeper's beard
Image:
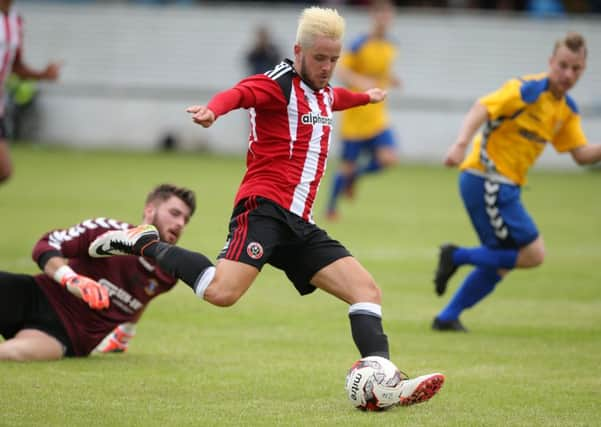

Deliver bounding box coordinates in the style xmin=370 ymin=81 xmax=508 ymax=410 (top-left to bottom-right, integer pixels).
xmin=148 ymin=212 xmax=165 ymax=242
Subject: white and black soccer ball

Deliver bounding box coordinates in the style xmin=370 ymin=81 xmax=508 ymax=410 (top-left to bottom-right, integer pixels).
xmin=345 ymin=356 xmax=406 ymax=411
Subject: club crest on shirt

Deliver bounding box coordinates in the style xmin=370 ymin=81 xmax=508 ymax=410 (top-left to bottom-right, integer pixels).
xmin=144 ymin=279 xmax=159 ymax=296
xmin=246 ymin=242 xmax=264 ymax=260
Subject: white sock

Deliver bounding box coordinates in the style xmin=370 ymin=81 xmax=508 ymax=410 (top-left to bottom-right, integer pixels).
xmin=194 ymin=266 xmax=216 ymax=299
xmin=348 ymin=302 xmax=382 ymax=317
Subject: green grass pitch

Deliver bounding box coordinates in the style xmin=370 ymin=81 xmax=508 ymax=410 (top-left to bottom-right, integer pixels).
xmin=1 ymin=144 xmax=600 ymax=426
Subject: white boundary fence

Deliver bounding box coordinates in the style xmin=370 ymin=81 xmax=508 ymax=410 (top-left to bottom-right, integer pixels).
xmin=20 ymin=3 xmax=601 ymax=168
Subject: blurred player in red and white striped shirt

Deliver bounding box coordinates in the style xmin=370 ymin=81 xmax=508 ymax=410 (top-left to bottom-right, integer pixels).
xmin=0 ymin=0 xmax=61 ymax=184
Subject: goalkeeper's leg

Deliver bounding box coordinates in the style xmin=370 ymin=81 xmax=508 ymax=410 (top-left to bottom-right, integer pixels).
xmin=0 ymin=271 xmax=68 ymax=361
xmin=0 ymin=329 xmax=64 ymax=361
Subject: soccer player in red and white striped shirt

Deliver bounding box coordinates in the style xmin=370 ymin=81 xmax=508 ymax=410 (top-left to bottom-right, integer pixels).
xmin=90 ymin=7 xmax=445 ymax=406
xmin=0 ymin=0 xmax=61 ymax=184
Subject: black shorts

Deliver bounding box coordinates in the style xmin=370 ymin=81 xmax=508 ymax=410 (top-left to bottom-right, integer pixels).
xmin=0 ymin=271 xmax=74 ymax=356
xmin=217 ymin=196 xmax=351 ymax=295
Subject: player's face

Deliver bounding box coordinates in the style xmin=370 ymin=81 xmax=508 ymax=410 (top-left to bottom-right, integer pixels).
xmin=294 ymin=35 xmax=341 ymax=90
xmin=144 ymin=195 xmax=191 ymax=244
xmin=548 ymin=45 xmax=586 ymax=98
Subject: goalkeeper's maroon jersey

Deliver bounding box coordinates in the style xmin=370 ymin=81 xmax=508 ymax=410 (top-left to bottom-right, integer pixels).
xmin=31 ymin=218 xmax=177 ymax=356
xmin=207 ymin=59 xmax=370 ymax=223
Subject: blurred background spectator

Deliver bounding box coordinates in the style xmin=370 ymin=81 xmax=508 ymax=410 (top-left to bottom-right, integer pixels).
xmin=4 ymin=74 xmax=39 ymax=140
xmin=14 ymin=0 xmax=600 ymax=163
xmin=245 ymin=26 xmax=282 ymax=75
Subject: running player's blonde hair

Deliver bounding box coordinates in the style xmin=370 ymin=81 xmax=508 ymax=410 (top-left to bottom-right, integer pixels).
xmin=296 ymin=6 xmax=345 ymax=48
xmin=553 ymin=32 xmax=587 ymax=58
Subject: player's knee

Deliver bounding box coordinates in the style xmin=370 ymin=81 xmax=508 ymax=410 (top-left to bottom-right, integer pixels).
xmin=530 ymin=248 xmax=545 ymax=267
xmin=203 ymin=285 xmax=242 ymax=307
xmin=376 ymin=150 xmax=398 ymax=168
xmin=380 ymin=155 xmax=399 ymax=168
xmin=521 ymin=246 xmax=545 ymax=268
xmin=357 ymin=278 xmax=382 ymax=304
xmin=0 ymin=346 xmax=30 ymax=361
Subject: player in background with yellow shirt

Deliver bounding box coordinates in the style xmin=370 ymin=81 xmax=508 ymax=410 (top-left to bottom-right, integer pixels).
xmin=432 ymin=32 xmax=601 ymax=331
xmin=326 ymin=0 xmax=400 ymax=220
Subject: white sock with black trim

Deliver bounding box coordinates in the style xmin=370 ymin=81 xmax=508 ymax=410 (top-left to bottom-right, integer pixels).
xmin=194 ymin=266 xmax=216 ymax=299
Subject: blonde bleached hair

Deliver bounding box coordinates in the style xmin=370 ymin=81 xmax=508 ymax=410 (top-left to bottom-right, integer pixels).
xmin=295 ymin=6 xmax=345 ymax=48
xmin=553 ymin=32 xmax=587 ymax=58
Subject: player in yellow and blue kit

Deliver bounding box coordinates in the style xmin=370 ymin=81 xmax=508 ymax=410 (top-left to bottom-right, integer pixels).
xmin=326 ymin=0 xmax=400 ymax=220
xmin=432 ymin=32 xmax=601 ymax=331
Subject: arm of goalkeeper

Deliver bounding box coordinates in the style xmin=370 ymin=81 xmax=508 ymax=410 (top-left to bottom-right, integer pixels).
xmin=49 ymin=262 xmax=110 ymax=310
xmin=62 ymin=274 xmax=110 ymax=310
xmin=95 ymin=323 xmax=136 ymax=353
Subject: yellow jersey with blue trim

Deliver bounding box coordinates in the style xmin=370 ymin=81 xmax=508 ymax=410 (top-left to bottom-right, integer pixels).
xmin=339 ymin=34 xmax=398 ymax=140
xmin=460 ymin=73 xmax=587 ymax=185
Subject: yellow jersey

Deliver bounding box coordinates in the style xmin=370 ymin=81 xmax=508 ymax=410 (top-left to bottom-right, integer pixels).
xmin=339 ymin=34 xmax=398 ymax=140
xmin=461 ymin=73 xmax=587 ymax=185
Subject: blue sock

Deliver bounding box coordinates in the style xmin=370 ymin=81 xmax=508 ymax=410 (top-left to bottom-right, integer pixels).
xmin=358 ymin=157 xmax=382 ymax=177
xmin=327 ymin=173 xmax=347 ymax=212
xmin=453 ymin=246 xmax=518 ymax=270
xmin=437 ymin=267 xmax=502 ymax=321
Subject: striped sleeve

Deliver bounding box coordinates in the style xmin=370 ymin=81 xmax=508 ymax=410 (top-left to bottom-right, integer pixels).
xmin=32 ymin=218 xmax=130 ymax=269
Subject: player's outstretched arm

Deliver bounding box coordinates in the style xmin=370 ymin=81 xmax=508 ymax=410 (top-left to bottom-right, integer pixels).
xmin=365 ymin=88 xmax=387 ymax=104
xmin=13 ymin=49 xmax=61 ymax=81
xmin=570 ymin=144 xmax=601 ymax=165
xmin=44 ymin=257 xmax=110 ymax=310
xmin=186 ymin=105 xmax=216 ymax=128
xmin=445 ymin=101 xmax=489 ymax=167
xmin=337 ymin=63 xmax=378 ymax=92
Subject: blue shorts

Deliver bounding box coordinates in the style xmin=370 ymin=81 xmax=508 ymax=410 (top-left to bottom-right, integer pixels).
xmin=459 ymin=171 xmax=539 ymax=249
xmin=340 ymin=128 xmax=396 ymax=162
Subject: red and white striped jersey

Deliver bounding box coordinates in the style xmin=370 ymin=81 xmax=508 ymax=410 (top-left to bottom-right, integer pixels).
xmin=208 ymin=59 xmax=369 ymax=223
xmin=0 ymin=7 xmax=22 ymax=116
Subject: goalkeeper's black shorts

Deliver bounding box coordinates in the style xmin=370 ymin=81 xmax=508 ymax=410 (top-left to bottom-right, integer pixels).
xmin=218 ymin=196 xmax=351 ymax=295
xmin=0 ymin=271 xmax=74 ymax=356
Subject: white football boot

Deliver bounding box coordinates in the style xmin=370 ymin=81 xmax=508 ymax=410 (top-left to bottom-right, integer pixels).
xmin=397 ymin=373 xmax=445 ymax=406
xmin=89 ymin=224 xmax=159 ymax=257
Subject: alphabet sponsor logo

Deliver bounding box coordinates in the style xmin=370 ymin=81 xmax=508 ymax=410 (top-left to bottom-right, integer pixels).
xmin=301 ymin=113 xmax=332 ymax=127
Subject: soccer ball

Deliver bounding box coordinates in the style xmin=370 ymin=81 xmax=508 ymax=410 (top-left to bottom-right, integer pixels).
xmin=345 ymin=356 xmax=406 ymax=411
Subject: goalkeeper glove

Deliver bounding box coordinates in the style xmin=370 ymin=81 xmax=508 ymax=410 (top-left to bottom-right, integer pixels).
xmin=54 ymin=265 xmax=110 ymax=310
xmin=95 ymin=323 xmax=136 ymax=353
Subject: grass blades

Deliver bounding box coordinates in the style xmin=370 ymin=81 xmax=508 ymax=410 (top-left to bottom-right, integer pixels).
xmin=1 ymin=144 xmax=600 ymax=427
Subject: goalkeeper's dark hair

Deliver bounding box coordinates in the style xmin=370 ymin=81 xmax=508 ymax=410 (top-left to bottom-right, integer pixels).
xmin=146 ymin=184 xmax=196 ymax=216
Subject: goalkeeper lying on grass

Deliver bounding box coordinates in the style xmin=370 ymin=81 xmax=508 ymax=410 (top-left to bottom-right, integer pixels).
xmin=0 ymin=184 xmax=196 ymax=361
